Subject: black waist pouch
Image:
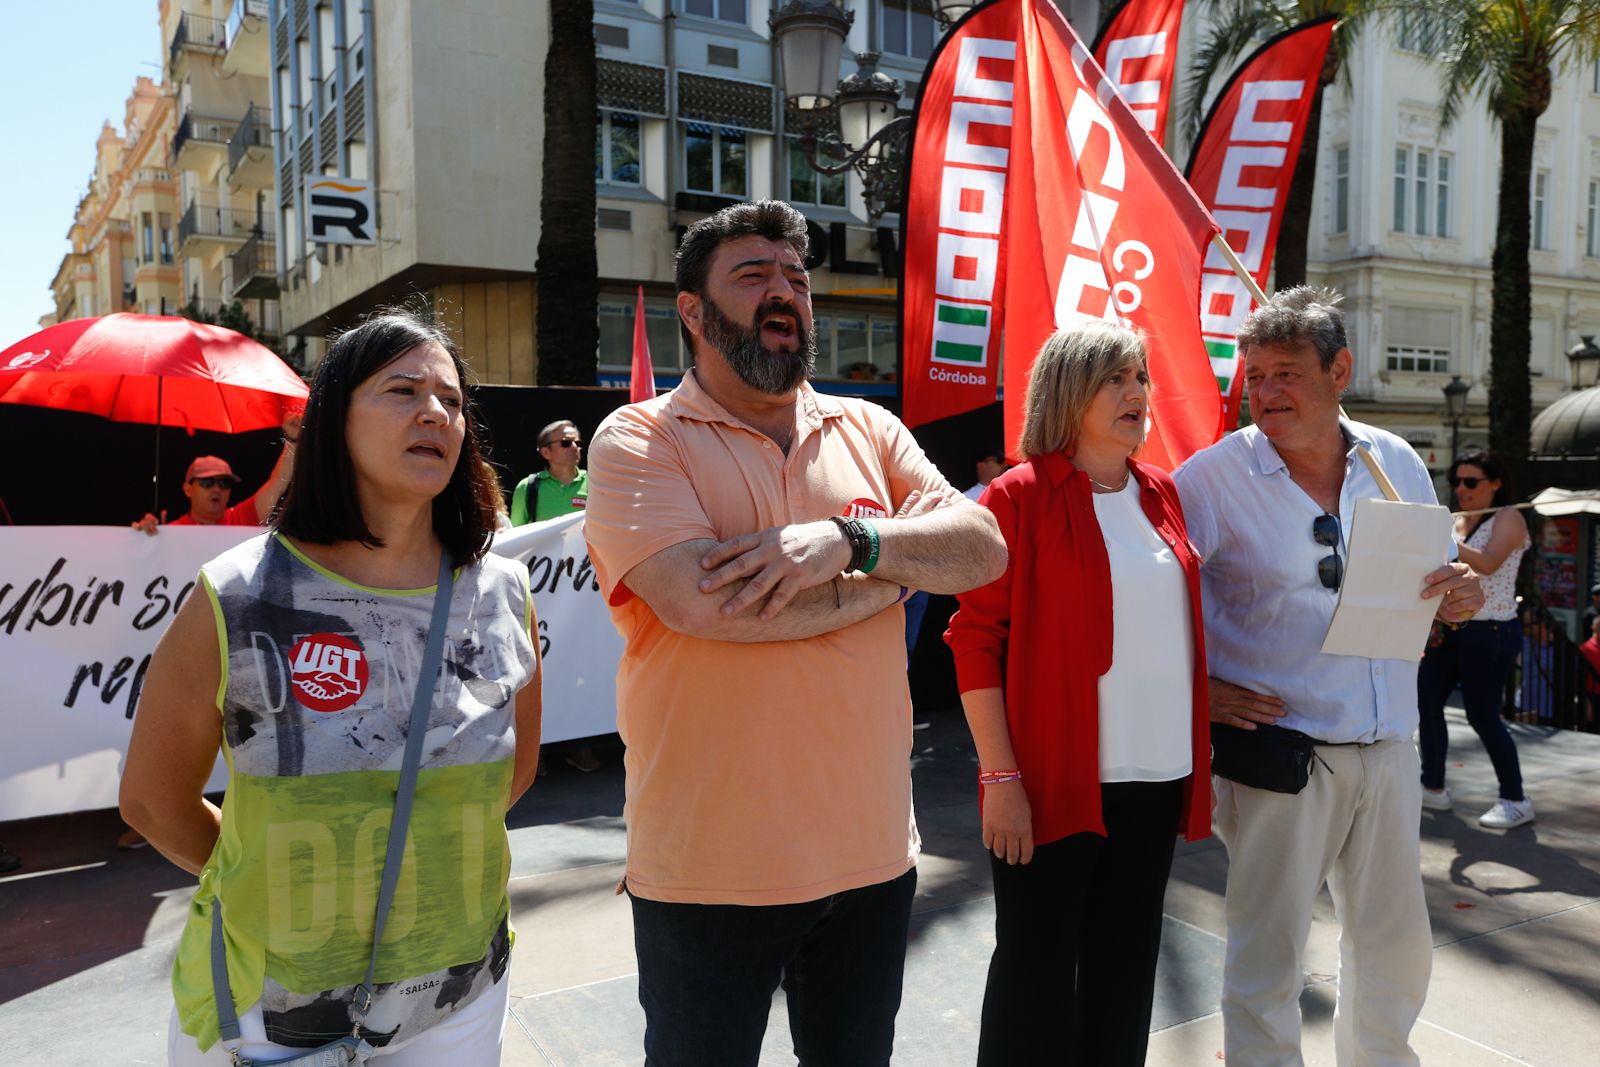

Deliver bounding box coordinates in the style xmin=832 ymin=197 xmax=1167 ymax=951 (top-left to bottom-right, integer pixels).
xmin=1210 ymin=722 xmax=1322 ymax=794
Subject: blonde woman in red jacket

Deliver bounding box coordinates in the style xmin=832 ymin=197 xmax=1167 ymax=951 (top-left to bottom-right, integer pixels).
xmin=946 ymin=322 xmax=1211 ymax=1066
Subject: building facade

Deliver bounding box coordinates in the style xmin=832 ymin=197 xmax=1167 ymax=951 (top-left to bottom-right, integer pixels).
xmin=1297 ymin=34 xmax=1600 ymax=469
xmin=264 ymin=0 xmax=544 ymax=379
xmin=586 ymin=0 xmax=944 ymax=396
xmin=162 ymin=0 xmax=284 ymax=355
xmin=226 ymin=2 xmax=1600 ymax=457
xmin=48 ymin=78 xmax=182 ymax=326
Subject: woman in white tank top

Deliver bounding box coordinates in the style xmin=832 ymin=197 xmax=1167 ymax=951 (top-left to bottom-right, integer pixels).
xmin=1417 ymin=451 xmax=1533 ymax=829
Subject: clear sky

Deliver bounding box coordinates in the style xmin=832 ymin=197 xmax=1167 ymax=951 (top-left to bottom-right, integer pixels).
xmin=0 ymin=3 xmax=164 ymax=349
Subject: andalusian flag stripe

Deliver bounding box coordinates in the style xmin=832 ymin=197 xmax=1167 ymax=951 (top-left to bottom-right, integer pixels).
xmin=937 ymin=303 xmax=989 ymax=327
xmin=935 ymin=340 xmax=986 ymax=364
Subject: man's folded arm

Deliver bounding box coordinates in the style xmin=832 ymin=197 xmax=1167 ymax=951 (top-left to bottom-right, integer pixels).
xmin=625 ymin=538 xmax=900 ymax=643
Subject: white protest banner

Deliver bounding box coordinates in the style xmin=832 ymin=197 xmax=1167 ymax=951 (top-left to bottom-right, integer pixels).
xmin=1 ymin=517 xmax=622 ymax=821
xmin=489 ymin=512 xmax=623 ymax=746
xmin=0 ymin=526 xmax=252 ymax=822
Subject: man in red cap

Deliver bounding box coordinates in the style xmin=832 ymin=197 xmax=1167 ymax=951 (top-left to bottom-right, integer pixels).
xmin=133 ymin=413 xmax=299 ymax=532
xmin=119 ymin=414 xmax=299 ymax=849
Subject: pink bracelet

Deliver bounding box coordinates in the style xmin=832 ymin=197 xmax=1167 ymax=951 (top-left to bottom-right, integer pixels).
xmin=978 ymin=770 xmax=1022 ymax=785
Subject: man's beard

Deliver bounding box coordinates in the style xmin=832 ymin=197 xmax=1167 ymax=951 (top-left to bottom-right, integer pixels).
xmin=700 ymin=294 xmax=816 ymax=396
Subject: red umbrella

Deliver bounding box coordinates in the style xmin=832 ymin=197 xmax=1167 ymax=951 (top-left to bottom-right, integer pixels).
xmin=0 ymin=313 xmax=309 ymax=510
xmin=0 ymin=313 xmax=306 ymax=432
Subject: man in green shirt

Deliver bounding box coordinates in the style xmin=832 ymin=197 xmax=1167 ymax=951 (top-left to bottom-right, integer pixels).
xmin=511 ymin=418 xmax=603 ymax=773
xmin=510 ymin=419 xmax=589 ymax=524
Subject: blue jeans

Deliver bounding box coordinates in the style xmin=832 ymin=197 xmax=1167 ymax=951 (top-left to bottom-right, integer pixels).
xmin=1418 ymin=619 xmax=1525 ymax=800
xmin=629 ymin=867 xmax=917 ymax=1067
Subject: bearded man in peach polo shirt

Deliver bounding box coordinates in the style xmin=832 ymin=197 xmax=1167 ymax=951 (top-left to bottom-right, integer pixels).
xmin=585 ymin=200 xmax=1007 ymax=1067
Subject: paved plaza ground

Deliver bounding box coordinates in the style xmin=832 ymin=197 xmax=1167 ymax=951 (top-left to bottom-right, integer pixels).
xmin=3 ymin=704 xmax=1598 ymax=1065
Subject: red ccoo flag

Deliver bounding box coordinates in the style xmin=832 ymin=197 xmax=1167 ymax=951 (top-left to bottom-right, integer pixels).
xmin=1090 ymin=0 xmax=1187 ymax=148
xmin=629 ymin=285 xmax=654 ymax=404
xmin=899 ymin=0 xmax=1021 ymax=430
xmin=1004 ymin=0 xmax=1222 ymax=470
xmin=1186 ymin=16 xmax=1337 ymax=429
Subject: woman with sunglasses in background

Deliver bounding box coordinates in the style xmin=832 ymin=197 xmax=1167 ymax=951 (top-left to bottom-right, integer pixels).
xmin=946 ymin=323 xmax=1211 ymax=1065
xmin=1418 ymin=450 xmax=1535 ymax=828
xmin=122 ymin=309 xmax=543 ymax=1064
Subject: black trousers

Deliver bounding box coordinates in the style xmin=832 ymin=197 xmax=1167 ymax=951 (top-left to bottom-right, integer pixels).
xmin=629 ymin=868 xmax=917 ymax=1067
xmin=977 ymin=779 xmax=1184 ymax=1067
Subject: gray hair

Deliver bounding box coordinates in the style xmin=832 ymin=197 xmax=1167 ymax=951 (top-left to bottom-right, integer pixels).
xmin=1235 ymin=285 xmax=1347 ymax=369
xmin=1018 ymin=322 xmax=1148 ymax=459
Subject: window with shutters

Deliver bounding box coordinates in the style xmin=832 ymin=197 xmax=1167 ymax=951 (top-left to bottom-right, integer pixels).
xmin=1385 ymin=307 xmax=1455 ymax=374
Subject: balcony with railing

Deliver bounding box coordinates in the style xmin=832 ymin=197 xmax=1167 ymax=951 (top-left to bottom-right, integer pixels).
xmin=177 ymin=201 xmax=273 ymax=251
xmin=226 ymin=106 xmax=273 ymax=188
xmin=224 ymin=0 xmax=272 ymax=72
xmin=172 ymin=109 xmax=238 ymax=171
xmin=168 ymin=12 xmax=226 ymax=72
xmin=230 ymin=231 xmax=278 ymax=300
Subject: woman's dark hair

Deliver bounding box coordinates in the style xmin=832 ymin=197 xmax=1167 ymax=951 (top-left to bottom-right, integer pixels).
xmin=1450 ymin=450 xmax=1515 ymax=509
xmin=274 ymin=307 xmax=500 ymax=565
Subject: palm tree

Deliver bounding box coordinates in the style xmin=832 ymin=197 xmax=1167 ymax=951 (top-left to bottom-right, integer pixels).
xmin=1378 ymin=0 xmax=1600 ymax=479
xmin=1184 ymin=1 xmax=1372 ymax=289
xmin=535 ymin=0 xmax=599 ymax=385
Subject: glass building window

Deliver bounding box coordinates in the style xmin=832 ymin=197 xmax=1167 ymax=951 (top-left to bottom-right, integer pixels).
xmin=815 ymin=313 xmax=898 ymax=382
xmin=683 ymin=0 xmax=746 ymax=23
xmin=1385 ymin=345 xmax=1450 ymax=374
xmin=1435 ymin=154 xmax=1451 ymax=236
xmin=598 ymin=297 xmax=684 ymax=371
xmin=159 ymin=212 xmax=173 ymax=264
xmin=684 ymin=123 xmax=747 ymax=198
xmin=1533 ymin=170 xmax=1549 ymax=250
xmin=787 ymin=136 xmax=846 ymax=208
xmin=142 ymin=213 xmax=154 ymax=263
xmin=1393 ymin=148 xmax=1408 ymax=233
xmin=1333 ymin=146 xmax=1349 ymax=234
xmin=596 ymin=111 xmax=642 ymax=186
xmin=1587 ymin=180 xmax=1598 ymax=258
xmin=880 ymin=0 xmax=935 ymax=60
xmin=1393 ymin=145 xmax=1452 ymax=236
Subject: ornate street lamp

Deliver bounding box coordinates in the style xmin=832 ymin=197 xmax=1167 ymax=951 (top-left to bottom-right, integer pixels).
xmin=769 ymin=0 xmax=854 ymax=113
xmin=928 ymin=1 xmax=976 ymax=29
xmin=1442 ymin=374 xmax=1471 ymax=462
xmin=772 ymin=1 xmax=941 ymax=222
xmin=1565 ymin=334 xmax=1600 ymax=391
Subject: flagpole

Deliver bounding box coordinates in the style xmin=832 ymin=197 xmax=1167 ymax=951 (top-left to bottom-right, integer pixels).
xmin=1209 ymin=234 xmax=1270 ymax=306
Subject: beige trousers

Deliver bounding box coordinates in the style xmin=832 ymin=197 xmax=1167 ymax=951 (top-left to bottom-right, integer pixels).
xmin=1214 ymin=739 xmax=1432 ymax=1067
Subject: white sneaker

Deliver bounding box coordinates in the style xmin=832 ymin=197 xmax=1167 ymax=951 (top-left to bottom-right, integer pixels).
xmin=1421 ymin=787 xmax=1452 ymax=811
xmin=1478 ymin=798 xmax=1535 ymax=829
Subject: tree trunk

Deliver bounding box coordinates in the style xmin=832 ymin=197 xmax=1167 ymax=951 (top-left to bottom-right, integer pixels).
xmin=534 ymin=0 xmax=599 ymax=386
xmin=1271 ymin=50 xmax=1338 ymax=291
xmin=1488 ymin=109 xmax=1536 ymax=487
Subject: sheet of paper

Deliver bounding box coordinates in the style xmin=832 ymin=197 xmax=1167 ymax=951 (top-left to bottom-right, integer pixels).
xmin=1321 ymin=496 xmax=1455 ymax=661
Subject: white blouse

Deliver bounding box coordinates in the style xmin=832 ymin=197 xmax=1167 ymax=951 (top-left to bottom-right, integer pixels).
xmin=1092 ymin=477 xmax=1194 ymax=783
xmin=1464 ymin=511 xmax=1529 ymax=622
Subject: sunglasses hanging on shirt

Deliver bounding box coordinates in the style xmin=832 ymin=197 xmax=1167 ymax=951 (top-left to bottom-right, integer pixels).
xmin=1313 ymin=512 xmax=1343 ymax=591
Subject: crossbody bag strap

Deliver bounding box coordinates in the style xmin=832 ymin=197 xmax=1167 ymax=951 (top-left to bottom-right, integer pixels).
xmin=209 ymin=550 xmax=456 ymax=1050
xmin=351 ymin=550 xmax=455 ymax=1025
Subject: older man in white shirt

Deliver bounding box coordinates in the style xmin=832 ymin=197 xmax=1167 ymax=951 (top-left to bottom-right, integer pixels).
xmin=1175 ymin=287 xmax=1483 ymax=1067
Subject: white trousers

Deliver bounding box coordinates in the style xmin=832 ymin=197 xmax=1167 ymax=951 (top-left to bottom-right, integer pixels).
xmin=168 ymin=972 xmax=510 ymax=1066
xmin=1214 ymin=739 xmax=1432 ymax=1067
